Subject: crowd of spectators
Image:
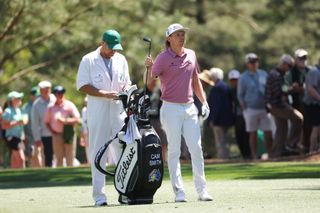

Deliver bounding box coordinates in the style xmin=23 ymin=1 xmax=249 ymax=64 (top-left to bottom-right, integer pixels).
xmin=0 ymin=48 xmax=319 ymax=168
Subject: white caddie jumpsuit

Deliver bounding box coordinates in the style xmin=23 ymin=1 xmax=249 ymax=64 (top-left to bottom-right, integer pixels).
xmin=76 ymin=47 xmax=131 ymax=203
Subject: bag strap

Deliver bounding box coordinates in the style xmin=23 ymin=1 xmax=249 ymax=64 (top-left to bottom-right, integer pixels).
xmin=94 ymin=134 xmax=119 ymax=176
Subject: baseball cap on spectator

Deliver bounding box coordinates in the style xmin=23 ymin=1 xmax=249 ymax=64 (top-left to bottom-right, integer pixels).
xmin=166 ymin=23 xmax=189 ymax=37
xmin=38 ymin=80 xmax=52 ymax=89
xmin=245 ymin=53 xmax=259 ymax=63
xmin=31 ymin=86 xmax=40 ymax=96
xmin=7 ymin=91 xmax=24 ymax=101
xmin=280 ymin=54 xmax=294 ymax=66
xmin=102 ymin=29 xmax=123 ymax=51
xmin=228 ymin=69 xmax=240 ymax=80
xmin=294 ymin=49 xmax=308 ymax=58
xmin=53 ymin=85 xmax=66 ymax=94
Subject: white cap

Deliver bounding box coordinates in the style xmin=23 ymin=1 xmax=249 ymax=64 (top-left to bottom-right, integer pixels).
xmin=245 ymin=53 xmax=258 ymax=63
xmin=208 ymin=67 xmax=224 ymax=80
xmin=228 ymin=69 xmax=240 ymax=80
xmin=38 ymin=80 xmax=52 ymax=89
xmin=166 ymin=23 xmax=189 ymax=37
xmin=294 ymin=49 xmax=308 ymax=58
xmin=280 ymin=54 xmax=294 ymax=66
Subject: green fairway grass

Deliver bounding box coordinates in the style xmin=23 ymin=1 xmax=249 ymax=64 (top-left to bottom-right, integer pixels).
xmin=0 ymin=162 xmax=319 ymax=189
xmin=0 ymin=162 xmax=320 ymax=213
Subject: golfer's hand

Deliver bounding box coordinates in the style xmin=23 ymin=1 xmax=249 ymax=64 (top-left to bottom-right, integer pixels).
xmin=201 ymin=102 xmax=210 ymax=120
xmin=145 ymin=56 xmax=153 ymax=68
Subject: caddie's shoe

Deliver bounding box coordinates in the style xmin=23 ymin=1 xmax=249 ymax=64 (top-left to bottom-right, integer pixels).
xmin=198 ymin=191 xmax=213 ymax=201
xmin=175 ymin=191 xmax=187 ymax=202
xmin=94 ymin=201 xmax=107 ymax=207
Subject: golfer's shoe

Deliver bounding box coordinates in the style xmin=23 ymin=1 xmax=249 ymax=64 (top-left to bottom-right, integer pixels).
xmin=94 ymin=201 xmax=107 ymax=207
xmin=198 ymin=191 xmax=213 ymax=201
xmin=175 ymin=191 xmax=187 ymax=202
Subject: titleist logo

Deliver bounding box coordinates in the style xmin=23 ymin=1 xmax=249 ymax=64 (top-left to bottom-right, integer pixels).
xmin=116 ymin=147 xmax=136 ymax=189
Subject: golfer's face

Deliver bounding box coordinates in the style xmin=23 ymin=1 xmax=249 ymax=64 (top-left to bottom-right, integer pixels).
xmin=168 ymin=31 xmax=185 ymax=47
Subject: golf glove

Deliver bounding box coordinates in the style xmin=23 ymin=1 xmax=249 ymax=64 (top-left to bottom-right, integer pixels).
xmin=201 ymin=102 xmax=210 ymax=120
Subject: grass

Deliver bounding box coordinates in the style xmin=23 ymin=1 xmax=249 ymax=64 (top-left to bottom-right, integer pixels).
xmin=0 ymin=161 xmax=319 ymax=189
xmin=0 ymin=162 xmax=320 ymax=213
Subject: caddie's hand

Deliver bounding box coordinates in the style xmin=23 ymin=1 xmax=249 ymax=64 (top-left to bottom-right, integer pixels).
xmin=101 ymin=90 xmax=118 ymax=99
xmin=201 ymin=102 xmax=210 ymax=120
xmin=145 ymin=56 xmax=153 ymax=68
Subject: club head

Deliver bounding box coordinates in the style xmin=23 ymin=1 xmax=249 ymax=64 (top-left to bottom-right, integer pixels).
xmin=143 ymin=37 xmax=152 ymax=43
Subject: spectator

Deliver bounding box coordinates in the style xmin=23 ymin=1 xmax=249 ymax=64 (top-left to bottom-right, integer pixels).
xmin=1 ymin=91 xmax=27 ymax=168
xmin=228 ymin=69 xmax=251 ymax=159
xmin=80 ymin=96 xmax=90 ymax=164
xmin=198 ymin=69 xmax=215 ymax=159
xmin=45 ymin=86 xmax=81 ymax=167
xmin=285 ymin=49 xmax=311 ymax=152
xmin=32 ymin=81 xmax=56 ymax=167
xmin=207 ymin=67 xmax=234 ymax=159
xmin=304 ymin=61 xmax=320 ymax=153
xmin=0 ymin=101 xmax=4 ymax=166
xmin=237 ymin=53 xmax=273 ymax=159
xmin=265 ymin=55 xmax=303 ymax=157
xmin=23 ymin=86 xmax=42 ymax=167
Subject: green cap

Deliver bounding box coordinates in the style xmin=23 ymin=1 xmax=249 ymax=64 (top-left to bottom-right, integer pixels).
xmin=8 ymin=91 xmax=24 ymax=101
xmin=102 ymin=29 xmax=123 ymax=51
xmin=31 ymin=86 xmax=40 ymax=96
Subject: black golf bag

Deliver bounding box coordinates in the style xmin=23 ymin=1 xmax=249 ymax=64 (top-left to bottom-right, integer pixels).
xmin=95 ymin=86 xmax=164 ymax=205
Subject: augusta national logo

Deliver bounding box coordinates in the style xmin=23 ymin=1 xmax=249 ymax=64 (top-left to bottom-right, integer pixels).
xmin=148 ymin=169 xmax=161 ymax=182
xmin=115 ymin=142 xmax=138 ymax=193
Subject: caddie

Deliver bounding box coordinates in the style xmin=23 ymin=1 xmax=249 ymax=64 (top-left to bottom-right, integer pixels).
xmin=76 ymin=29 xmax=131 ymax=206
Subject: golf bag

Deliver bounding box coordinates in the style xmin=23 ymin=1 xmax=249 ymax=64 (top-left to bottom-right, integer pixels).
xmin=95 ymin=85 xmax=164 ymax=205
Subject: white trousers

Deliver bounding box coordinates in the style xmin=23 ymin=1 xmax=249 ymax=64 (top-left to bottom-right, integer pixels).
xmin=87 ymin=98 xmax=124 ymax=203
xmin=160 ymin=101 xmax=207 ymax=196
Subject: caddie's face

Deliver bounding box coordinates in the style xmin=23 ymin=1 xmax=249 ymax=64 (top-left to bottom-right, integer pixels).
xmin=167 ymin=30 xmax=185 ymax=48
xmin=102 ymin=41 xmax=116 ymax=58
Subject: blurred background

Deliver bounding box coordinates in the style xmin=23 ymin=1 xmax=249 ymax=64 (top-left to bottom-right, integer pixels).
xmin=1 ymin=0 xmax=319 ymax=105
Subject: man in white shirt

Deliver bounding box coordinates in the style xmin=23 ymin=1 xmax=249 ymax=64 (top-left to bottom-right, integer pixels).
xmin=76 ymin=29 xmax=131 ymax=206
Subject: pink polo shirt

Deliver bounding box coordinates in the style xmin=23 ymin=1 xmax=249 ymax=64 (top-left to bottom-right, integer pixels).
xmin=152 ymin=47 xmax=199 ymax=103
xmin=44 ymin=99 xmax=80 ymax=133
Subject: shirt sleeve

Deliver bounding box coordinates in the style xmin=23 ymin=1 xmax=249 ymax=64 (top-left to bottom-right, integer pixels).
xmin=44 ymin=107 xmax=51 ymax=124
xmin=70 ymin=102 xmax=80 ymax=119
xmin=2 ymin=108 xmax=12 ymax=121
xmin=152 ymin=54 xmax=164 ymax=77
xmin=237 ymin=75 xmax=245 ymax=106
xmin=307 ymin=69 xmax=318 ymax=87
xmin=76 ymin=57 xmax=91 ymax=90
xmin=123 ymin=57 xmax=132 ymax=86
xmin=31 ymin=103 xmax=41 ymax=141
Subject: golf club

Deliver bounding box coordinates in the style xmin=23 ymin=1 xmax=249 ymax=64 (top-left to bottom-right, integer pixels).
xmin=142 ymin=36 xmax=152 ymax=120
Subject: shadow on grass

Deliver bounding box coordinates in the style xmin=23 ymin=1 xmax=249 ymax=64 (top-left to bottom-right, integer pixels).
xmin=0 ymin=162 xmax=319 ymax=189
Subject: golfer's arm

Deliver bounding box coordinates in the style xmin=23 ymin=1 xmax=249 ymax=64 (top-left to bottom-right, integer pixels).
xmin=192 ymin=74 xmax=206 ymax=104
xmin=144 ymin=68 xmax=157 ymax=90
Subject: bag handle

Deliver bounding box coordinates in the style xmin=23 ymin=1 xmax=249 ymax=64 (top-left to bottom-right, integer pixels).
xmin=94 ymin=134 xmax=118 ymax=176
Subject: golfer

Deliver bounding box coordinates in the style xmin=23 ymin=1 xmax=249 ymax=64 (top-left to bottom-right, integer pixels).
xmin=145 ymin=23 xmax=213 ymax=202
xmin=76 ymin=29 xmax=131 ymax=206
